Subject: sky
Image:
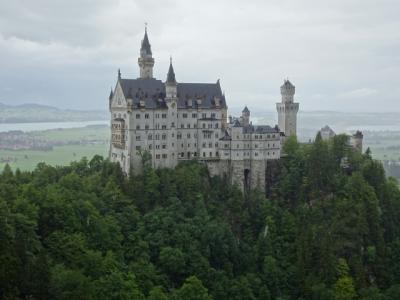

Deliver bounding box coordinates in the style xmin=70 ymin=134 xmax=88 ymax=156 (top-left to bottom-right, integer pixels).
xmin=0 ymin=0 xmax=399 ymax=112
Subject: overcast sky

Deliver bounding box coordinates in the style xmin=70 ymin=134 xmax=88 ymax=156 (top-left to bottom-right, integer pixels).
xmin=0 ymin=0 xmax=399 ymax=112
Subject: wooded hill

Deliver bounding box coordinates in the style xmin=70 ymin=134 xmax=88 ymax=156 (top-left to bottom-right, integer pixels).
xmin=1 ymin=134 xmax=400 ymax=299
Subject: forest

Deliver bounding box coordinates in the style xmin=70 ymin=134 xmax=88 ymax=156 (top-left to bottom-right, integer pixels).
xmin=1 ymin=134 xmax=400 ymax=299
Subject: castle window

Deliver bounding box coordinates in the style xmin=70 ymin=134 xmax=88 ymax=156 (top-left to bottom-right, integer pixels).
xmin=194 ymin=143 xmax=197 ymax=147
xmin=145 ymin=113 xmax=149 ymax=119
xmin=187 ymin=124 xmax=190 ymax=128
xmin=187 ymin=152 xmax=190 ymax=158
xmin=148 ymin=134 xmax=152 ymax=140
xmin=216 ymin=152 xmax=219 ymax=156
xmin=162 ymin=125 xmax=167 ymax=130
xmin=136 ymin=135 xmax=141 ymax=141
xmin=209 ymin=152 xmax=212 ymax=157
xmin=162 ymin=134 xmax=166 ymax=140
xmin=162 ymin=144 xmax=167 ymax=149
xmin=202 ymin=143 xmax=206 ymax=147
xmin=181 ymin=152 xmax=184 ymax=157
xmin=156 ymin=145 xmax=160 ymax=149
xmin=156 ymin=154 xmax=160 ymax=159
xmin=255 ymin=152 xmax=258 ymax=156
xmin=215 ymin=133 xmax=219 ymax=138
xmin=202 ymin=113 xmax=207 ymax=119
xmin=162 ymin=154 xmax=167 ymax=158
xmin=155 ymin=134 xmax=160 ymax=140
xmin=171 ymin=122 xmax=175 ymax=127
xmin=187 ymin=133 xmax=191 ymax=138
xmin=209 ymin=143 xmax=212 ymax=148
xmin=145 ymin=124 xmax=149 ymax=130
xmin=194 ymin=124 xmax=197 ymax=128
xmin=136 ymin=114 xmax=140 ymax=119
xmin=237 ymin=144 xmax=239 ymax=148
xmin=267 ymin=134 xmax=270 ymax=138
xmin=215 ymin=143 xmax=218 ymax=148
xmin=135 ymin=146 xmax=141 ymax=150
xmin=208 ymin=123 xmax=212 ymax=129
xmin=192 ymin=113 xmax=197 ymax=118
xmin=183 ymin=113 xmax=188 ymax=118
xmin=136 ymin=125 xmax=140 ymax=130
xmin=194 ymin=152 xmax=197 ymax=157
xmin=211 ymin=113 xmax=216 ymax=118
xmin=181 ymin=124 xmax=184 ymax=129
xmin=177 ymin=133 xmax=182 ymax=139
xmin=224 ymin=144 xmax=229 ymax=148
xmin=215 ymin=123 xmax=219 ymax=129
xmin=162 ymin=113 xmax=167 ymax=119
xmin=202 ymin=124 xmax=206 ymax=129
xmin=203 ymin=152 xmax=206 ymax=157
xmin=156 ymin=114 xmax=159 ymax=118
xmin=255 ymin=144 xmax=258 ymax=148
xmin=149 ymin=145 xmax=152 ymax=150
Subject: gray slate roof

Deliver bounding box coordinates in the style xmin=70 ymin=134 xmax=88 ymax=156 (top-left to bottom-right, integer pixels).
xmin=242 ymin=124 xmax=279 ymax=134
xmin=118 ymin=78 xmax=227 ymax=110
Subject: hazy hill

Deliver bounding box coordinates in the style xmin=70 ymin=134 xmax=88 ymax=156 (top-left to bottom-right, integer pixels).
xmin=0 ymin=103 xmax=107 ymax=123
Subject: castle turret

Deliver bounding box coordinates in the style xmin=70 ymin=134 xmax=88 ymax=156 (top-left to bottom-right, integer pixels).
xmin=242 ymin=106 xmax=250 ymax=126
xmin=351 ymin=130 xmax=363 ymax=153
xmin=165 ymin=57 xmax=177 ymax=98
xmin=138 ymin=27 xmax=154 ymax=78
xmin=276 ymin=79 xmax=299 ymax=137
xmin=165 ymin=58 xmax=178 ymax=167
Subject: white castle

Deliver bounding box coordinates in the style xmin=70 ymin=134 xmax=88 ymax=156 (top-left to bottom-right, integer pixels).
xmin=109 ymin=28 xmax=299 ymax=191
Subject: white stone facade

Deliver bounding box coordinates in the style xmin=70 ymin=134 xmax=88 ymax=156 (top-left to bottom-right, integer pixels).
xmin=108 ymin=29 xmax=299 ymax=191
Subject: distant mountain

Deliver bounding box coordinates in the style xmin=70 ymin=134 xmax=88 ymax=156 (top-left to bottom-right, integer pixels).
xmin=0 ymin=102 xmax=107 ymax=123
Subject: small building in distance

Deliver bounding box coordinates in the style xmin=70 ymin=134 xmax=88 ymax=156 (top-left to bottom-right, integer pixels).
xmin=317 ymin=125 xmax=363 ymax=152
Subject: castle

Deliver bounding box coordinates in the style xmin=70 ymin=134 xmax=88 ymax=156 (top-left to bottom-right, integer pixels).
xmin=108 ymin=28 xmax=299 ymax=192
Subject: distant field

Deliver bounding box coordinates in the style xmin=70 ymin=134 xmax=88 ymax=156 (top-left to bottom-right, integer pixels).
xmin=0 ymin=144 xmax=108 ymax=171
xmin=0 ymin=125 xmax=109 ymax=171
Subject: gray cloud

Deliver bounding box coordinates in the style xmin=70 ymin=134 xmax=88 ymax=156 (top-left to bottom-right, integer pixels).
xmin=0 ymin=0 xmax=399 ymax=112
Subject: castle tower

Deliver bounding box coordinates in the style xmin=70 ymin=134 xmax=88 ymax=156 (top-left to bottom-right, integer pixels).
xmin=165 ymin=58 xmax=178 ymax=167
xmin=242 ymin=106 xmax=250 ymax=126
xmin=351 ymin=131 xmax=363 ymax=153
xmin=138 ymin=27 xmax=154 ymax=78
xmin=276 ymin=79 xmax=299 ymax=137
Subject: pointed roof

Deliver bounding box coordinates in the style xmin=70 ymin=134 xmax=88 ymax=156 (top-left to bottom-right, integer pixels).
xmin=140 ymin=27 xmax=152 ymax=55
xmin=282 ymin=79 xmax=294 ymax=88
xmin=109 ymin=88 xmax=113 ymax=100
xmin=242 ymin=106 xmax=250 ymax=113
xmin=166 ymin=58 xmax=176 ymax=84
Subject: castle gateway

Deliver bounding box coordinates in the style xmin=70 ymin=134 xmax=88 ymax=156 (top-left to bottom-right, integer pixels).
xmin=109 ymin=28 xmax=299 ymax=192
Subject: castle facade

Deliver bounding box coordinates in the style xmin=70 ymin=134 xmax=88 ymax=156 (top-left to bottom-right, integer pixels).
xmin=109 ymin=28 xmax=299 ymax=191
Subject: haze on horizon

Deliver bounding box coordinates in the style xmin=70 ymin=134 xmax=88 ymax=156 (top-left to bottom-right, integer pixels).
xmin=0 ymin=0 xmax=399 ymax=112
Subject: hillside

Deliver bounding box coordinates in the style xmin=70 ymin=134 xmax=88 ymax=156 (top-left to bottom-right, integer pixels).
xmin=0 ymin=103 xmax=107 ymax=123
xmin=1 ymin=135 xmax=400 ymax=299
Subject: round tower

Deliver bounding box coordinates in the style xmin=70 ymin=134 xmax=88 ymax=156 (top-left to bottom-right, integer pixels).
xmin=276 ymin=79 xmax=299 ymax=137
xmin=242 ymin=106 xmax=250 ymax=126
xmin=280 ymin=80 xmax=295 ymax=103
xmin=138 ymin=26 xmax=154 ymax=78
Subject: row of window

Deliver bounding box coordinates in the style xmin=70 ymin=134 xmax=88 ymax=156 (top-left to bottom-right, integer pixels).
xmin=134 ymin=122 xmax=220 ymax=130
xmin=236 ymin=134 xmax=278 ymax=139
xmin=134 ymin=112 xmax=219 ymax=119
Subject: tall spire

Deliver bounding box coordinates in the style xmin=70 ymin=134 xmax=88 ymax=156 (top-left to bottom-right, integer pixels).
xmin=140 ymin=25 xmax=152 ymax=56
xmin=166 ymin=57 xmax=176 ymax=84
xmin=138 ymin=25 xmax=154 ymax=78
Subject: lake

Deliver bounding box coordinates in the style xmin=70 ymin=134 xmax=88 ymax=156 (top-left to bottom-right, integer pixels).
xmin=0 ymin=120 xmax=109 ymax=133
